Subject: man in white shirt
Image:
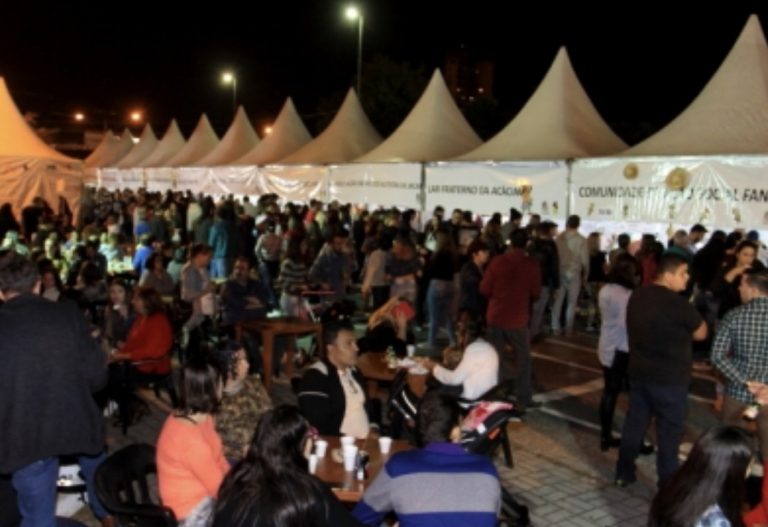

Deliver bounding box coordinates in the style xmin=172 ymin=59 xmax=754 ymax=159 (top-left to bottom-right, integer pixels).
xmin=551 ymin=215 xmax=589 ymax=336
xmin=297 ymin=319 xmax=376 ymax=437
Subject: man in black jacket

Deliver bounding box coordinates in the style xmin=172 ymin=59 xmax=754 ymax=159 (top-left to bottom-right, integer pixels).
xmin=298 ymin=319 xmax=377 ymax=437
xmin=0 ymin=251 xmax=108 ymax=526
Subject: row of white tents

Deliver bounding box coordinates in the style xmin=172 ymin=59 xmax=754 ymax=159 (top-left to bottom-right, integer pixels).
xmin=3 ymin=15 xmax=768 ymax=235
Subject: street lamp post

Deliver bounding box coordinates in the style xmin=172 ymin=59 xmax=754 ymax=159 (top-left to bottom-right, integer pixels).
xmin=344 ymin=6 xmax=364 ymax=99
xmin=221 ymin=71 xmax=237 ymax=113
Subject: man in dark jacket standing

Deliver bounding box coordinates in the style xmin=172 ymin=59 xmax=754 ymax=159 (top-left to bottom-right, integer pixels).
xmin=0 ymin=251 xmax=108 ymax=526
xmin=480 ymin=229 xmax=541 ymax=411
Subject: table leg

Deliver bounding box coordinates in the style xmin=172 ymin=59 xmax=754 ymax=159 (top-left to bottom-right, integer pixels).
xmin=262 ymin=330 xmax=274 ymax=392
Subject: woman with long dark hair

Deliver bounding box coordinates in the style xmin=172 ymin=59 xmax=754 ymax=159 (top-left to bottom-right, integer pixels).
xmin=648 ymin=426 xmax=752 ymax=527
xmin=157 ymin=358 xmax=230 ymax=526
xmin=597 ymin=253 xmax=639 ymax=451
xmin=212 ymin=405 xmax=362 ymax=527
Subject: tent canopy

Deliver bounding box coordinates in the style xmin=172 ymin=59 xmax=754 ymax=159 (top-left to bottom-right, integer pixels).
xmin=235 ymin=98 xmax=311 ymax=165
xmin=0 ymin=78 xmax=74 ymax=163
xmin=166 ymin=114 xmax=219 ymax=166
xmin=84 ymin=130 xmax=117 ymax=167
xmin=356 ymin=70 xmax=481 ymax=162
xmin=137 ymin=120 xmax=186 ymax=167
xmin=280 ymin=89 xmax=381 ymax=164
xmin=112 ymin=125 xmax=158 ymax=167
xmin=194 ymin=106 xmax=259 ymax=166
xmin=457 ymin=48 xmax=627 ymax=161
xmin=625 ymin=15 xmax=768 ymax=155
xmin=0 ymin=77 xmax=82 ymax=219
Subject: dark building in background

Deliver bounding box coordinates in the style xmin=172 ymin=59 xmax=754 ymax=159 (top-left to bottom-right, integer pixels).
xmin=444 ymin=48 xmax=495 ymax=107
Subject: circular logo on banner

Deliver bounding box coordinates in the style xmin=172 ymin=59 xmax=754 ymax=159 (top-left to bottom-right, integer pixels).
xmin=623 ymin=163 xmax=639 ymax=180
xmin=665 ymin=167 xmax=690 ymax=191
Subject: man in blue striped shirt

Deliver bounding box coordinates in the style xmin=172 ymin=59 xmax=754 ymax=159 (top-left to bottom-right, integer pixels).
xmin=353 ymin=392 xmax=500 ymax=527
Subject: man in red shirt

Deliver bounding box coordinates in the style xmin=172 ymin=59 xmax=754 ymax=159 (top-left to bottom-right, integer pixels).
xmin=480 ymin=228 xmax=541 ymax=411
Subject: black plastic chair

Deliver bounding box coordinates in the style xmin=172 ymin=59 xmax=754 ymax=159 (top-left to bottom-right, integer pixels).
xmin=94 ymin=444 xmax=177 ymax=527
xmin=458 ymin=380 xmax=519 ymax=468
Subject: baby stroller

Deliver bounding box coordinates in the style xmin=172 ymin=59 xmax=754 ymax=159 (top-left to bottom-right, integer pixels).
xmin=386 ymin=375 xmax=530 ymax=526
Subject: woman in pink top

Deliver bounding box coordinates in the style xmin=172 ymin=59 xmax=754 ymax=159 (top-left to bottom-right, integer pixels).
xmin=156 ymin=359 xmax=229 ymax=526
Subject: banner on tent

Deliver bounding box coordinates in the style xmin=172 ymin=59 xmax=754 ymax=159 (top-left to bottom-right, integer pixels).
xmin=425 ymin=162 xmax=568 ymax=218
xmin=203 ymin=166 xmax=260 ymax=195
xmin=117 ymin=168 xmax=145 ymax=191
xmin=98 ymin=168 xmax=120 ymax=190
xmin=175 ymin=168 xmax=208 ymax=194
xmin=571 ymin=158 xmax=768 ymax=229
xmin=145 ymin=168 xmax=175 ymax=193
xmin=259 ymin=166 xmax=327 ymax=203
xmin=328 ymin=163 xmax=422 ymax=208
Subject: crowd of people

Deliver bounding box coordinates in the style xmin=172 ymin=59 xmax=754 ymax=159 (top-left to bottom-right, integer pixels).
xmin=3 ymin=186 xmax=768 ymax=526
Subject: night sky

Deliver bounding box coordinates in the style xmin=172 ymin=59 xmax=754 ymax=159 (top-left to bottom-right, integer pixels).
xmin=1 ymin=1 xmax=766 ymax=143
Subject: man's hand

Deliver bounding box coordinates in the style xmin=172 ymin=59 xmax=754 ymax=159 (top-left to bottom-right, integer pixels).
xmin=747 ymin=381 xmax=768 ymax=405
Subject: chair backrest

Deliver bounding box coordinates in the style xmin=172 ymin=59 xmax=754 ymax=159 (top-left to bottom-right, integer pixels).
xmin=94 ymin=444 xmax=177 ymax=527
xmin=387 ymin=368 xmax=420 ymax=424
xmin=460 ymin=408 xmax=516 ymax=456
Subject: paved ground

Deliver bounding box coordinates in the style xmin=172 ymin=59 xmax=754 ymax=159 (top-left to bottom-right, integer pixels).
xmin=66 ymin=330 xmax=722 ymax=527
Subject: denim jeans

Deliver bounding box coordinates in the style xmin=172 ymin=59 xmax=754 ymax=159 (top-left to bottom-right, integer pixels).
xmin=551 ymin=273 xmax=582 ymax=333
xmin=615 ymin=382 xmax=688 ymax=485
xmin=12 ymin=457 xmax=58 ymax=527
xmin=529 ymin=286 xmax=552 ymax=338
xmin=427 ymin=279 xmax=456 ymax=347
xmin=209 ymin=258 xmax=231 ymax=279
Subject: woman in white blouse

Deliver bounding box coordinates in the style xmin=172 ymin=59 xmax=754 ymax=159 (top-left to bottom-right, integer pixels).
xmin=425 ymin=313 xmax=499 ymax=400
xmin=597 ymin=253 xmax=637 ymax=451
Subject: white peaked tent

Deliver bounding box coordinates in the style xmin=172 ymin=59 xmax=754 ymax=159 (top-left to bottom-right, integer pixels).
xmin=98 ymin=129 xmax=136 ymax=167
xmin=166 ymin=114 xmax=219 ymax=166
xmin=194 ymin=106 xmax=259 ymax=166
xmin=356 ymin=70 xmax=481 ymax=162
xmin=84 ymin=130 xmax=117 ymax=167
xmin=0 ymin=77 xmax=83 ymax=217
xmin=138 ymin=120 xmax=186 ymax=167
xmin=234 ymin=98 xmax=311 ymax=165
xmin=457 ymin=48 xmax=627 ymax=160
xmin=280 ymin=89 xmax=381 ymax=164
xmin=625 ymin=15 xmax=768 ymax=155
xmin=113 ymin=125 xmax=158 ymax=167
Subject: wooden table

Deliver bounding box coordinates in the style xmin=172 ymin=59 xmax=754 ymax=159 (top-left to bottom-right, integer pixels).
xmin=313 ymin=435 xmax=411 ymax=502
xmin=239 ymin=317 xmax=322 ymax=392
xmin=356 ymin=351 xmax=429 ymax=399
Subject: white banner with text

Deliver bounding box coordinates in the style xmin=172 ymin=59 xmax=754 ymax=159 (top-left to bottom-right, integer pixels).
xmin=425 ymin=161 xmax=568 ymax=219
xmin=571 ymin=157 xmax=768 ymax=230
xmin=328 ymin=163 xmax=422 ymax=209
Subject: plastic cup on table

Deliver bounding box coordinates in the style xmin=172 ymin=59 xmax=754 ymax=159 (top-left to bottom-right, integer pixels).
xmin=314 ymin=439 xmax=328 ymax=457
xmin=308 ymin=454 xmax=318 ymax=474
xmin=342 ymin=445 xmax=359 ymax=471
xmin=340 ymin=435 xmax=355 ymax=448
xmin=378 ymin=436 xmax=392 ymax=455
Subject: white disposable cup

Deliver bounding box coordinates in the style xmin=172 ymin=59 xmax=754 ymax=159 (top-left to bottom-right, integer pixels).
xmin=314 ymin=439 xmax=328 ymax=457
xmin=340 ymin=436 xmax=355 ymax=448
xmin=308 ymin=454 xmax=318 ymax=474
xmin=378 ymin=436 xmax=392 ymax=454
xmin=342 ymin=445 xmax=358 ymax=471
xmin=406 ymin=345 xmax=416 ymax=358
